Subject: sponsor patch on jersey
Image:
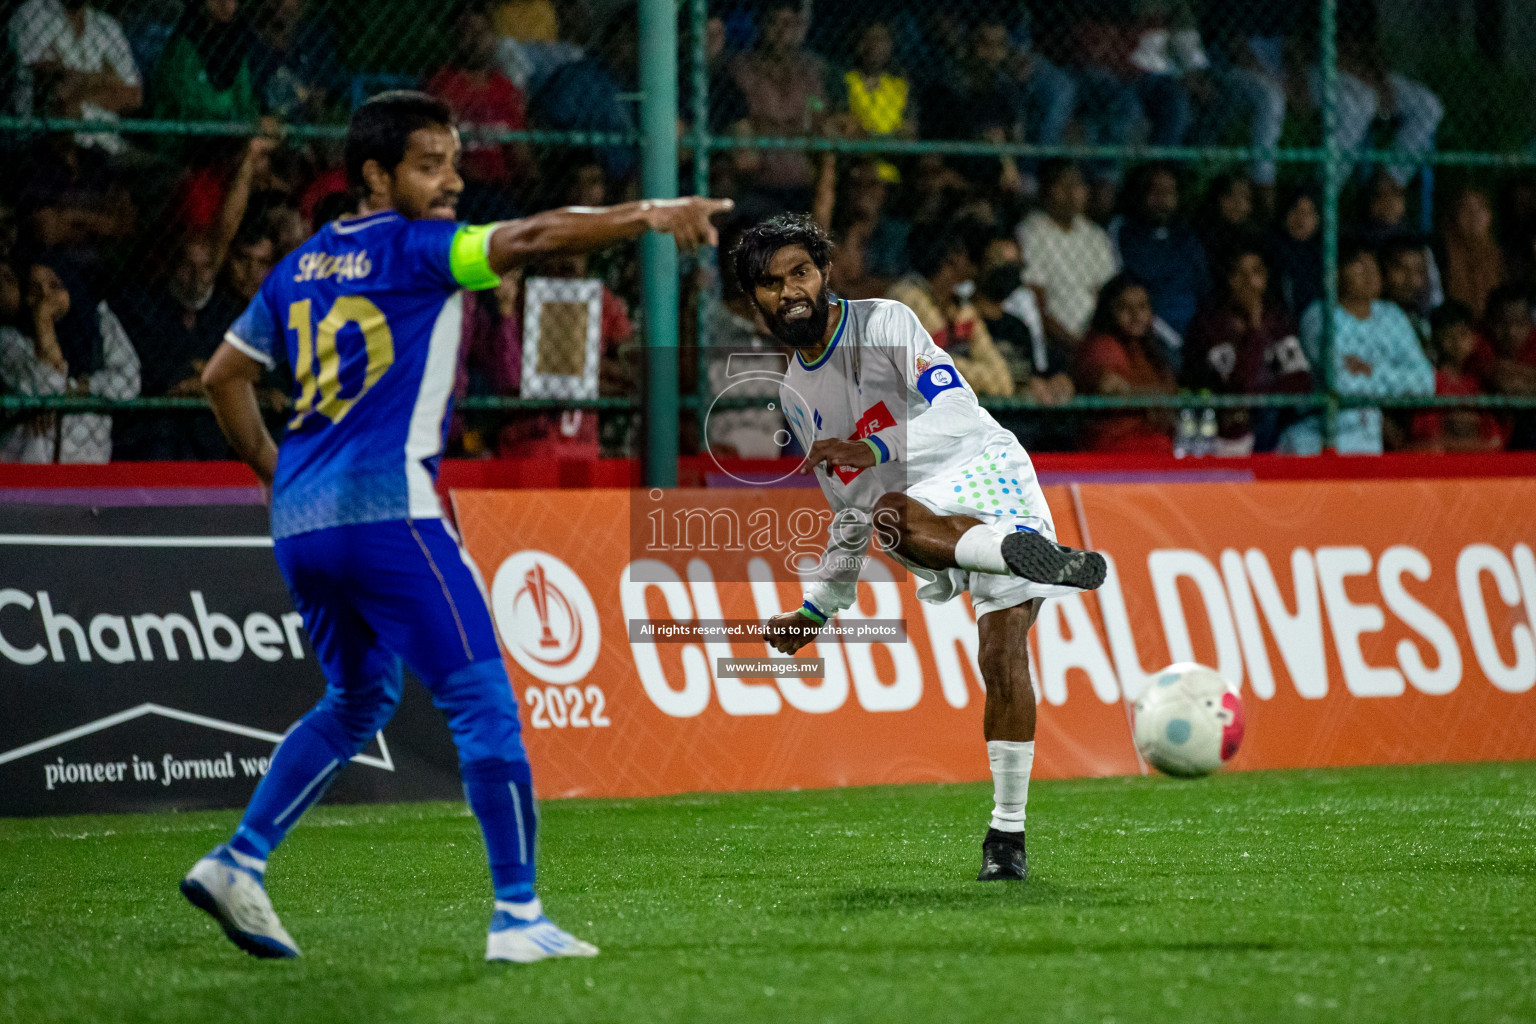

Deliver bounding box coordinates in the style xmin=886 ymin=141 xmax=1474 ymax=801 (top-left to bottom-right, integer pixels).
xmin=832 ymin=401 xmax=897 ymax=484
xmin=916 ymin=363 xmax=963 ymax=402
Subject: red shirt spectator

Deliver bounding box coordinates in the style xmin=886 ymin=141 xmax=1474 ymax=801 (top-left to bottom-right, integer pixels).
xmin=1074 ymin=276 xmax=1177 ymax=453
xmin=1410 ymin=368 xmax=1503 ymax=451
xmin=1412 ymin=302 xmax=1504 ymax=450
xmin=428 ymin=5 xmax=530 ymax=186
xmin=1466 ymin=285 xmax=1536 ymax=394
xmin=427 ymin=66 xmax=528 ymax=185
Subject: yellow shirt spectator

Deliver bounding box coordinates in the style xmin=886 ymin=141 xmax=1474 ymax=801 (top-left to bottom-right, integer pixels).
xmin=492 ymin=0 xmax=557 ymax=41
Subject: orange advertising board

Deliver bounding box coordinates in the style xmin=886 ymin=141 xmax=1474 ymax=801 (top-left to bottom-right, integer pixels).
xmin=452 ymin=480 xmax=1536 ymax=799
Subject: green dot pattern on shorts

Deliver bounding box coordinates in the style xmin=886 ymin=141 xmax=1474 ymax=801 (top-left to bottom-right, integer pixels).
xmin=953 ymin=455 xmax=1032 ymax=513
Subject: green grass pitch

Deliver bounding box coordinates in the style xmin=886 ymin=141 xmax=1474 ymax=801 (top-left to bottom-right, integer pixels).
xmin=2 ymin=763 xmax=1533 ymax=1024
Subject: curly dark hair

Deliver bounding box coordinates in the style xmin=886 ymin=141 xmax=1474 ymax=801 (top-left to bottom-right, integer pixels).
xmin=730 ymin=214 xmax=834 ymax=298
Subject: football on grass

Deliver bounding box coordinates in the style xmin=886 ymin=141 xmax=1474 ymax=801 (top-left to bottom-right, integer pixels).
xmin=1132 ymin=663 xmax=1245 ymax=777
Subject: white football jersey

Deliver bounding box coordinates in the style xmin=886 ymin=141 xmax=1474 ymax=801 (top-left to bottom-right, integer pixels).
xmin=779 ymin=298 xmax=1058 ymax=617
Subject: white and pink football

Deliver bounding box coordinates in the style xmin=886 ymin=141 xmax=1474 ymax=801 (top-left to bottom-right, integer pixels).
xmin=1132 ymin=663 xmax=1245 ymax=778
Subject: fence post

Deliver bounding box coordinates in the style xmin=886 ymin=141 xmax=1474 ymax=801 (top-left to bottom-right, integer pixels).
xmin=1319 ymin=0 xmax=1341 ymax=451
xmin=690 ymin=0 xmax=715 ymax=457
xmin=640 ymin=0 xmax=679 ymax=487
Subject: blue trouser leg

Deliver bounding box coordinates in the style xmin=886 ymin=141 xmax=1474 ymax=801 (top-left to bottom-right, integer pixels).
xmin=431 ymin=658 xmax=537 ymax=902
xmin=231 ymin=575 xmax=403 ymax=861
xmin=231 ymin=665 xmax=402 ymax=860
xmin=231 ymin=519 xmax=535 ymax=905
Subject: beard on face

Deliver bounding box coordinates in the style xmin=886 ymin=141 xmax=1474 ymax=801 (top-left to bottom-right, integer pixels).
xmin=762 ymin=283 xmax=832 ymax=349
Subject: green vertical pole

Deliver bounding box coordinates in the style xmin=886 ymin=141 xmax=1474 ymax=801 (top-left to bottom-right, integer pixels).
xmin=1319 ymin=0 xmax=1341 ymax=451
xmin=691 ymin=0 xmax=710 ymax=200
xmin=691 ymin=0 xmax=714 ymax=440
xmin=640 ymin=0 xmax=679 ymax=488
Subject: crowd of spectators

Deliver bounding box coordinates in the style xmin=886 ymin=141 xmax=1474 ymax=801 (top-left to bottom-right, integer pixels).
xmin=0 ymin=0 xmax=1532 ymax=464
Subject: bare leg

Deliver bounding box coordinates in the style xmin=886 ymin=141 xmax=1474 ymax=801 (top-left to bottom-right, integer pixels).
xmin=872 ymin=492 xmax=982 ymax=571
xmin=873 ymin=491 xmax=1105 ymax=591
xmin=977 ymin=599 xmax=1041 ymax=742
xmin=975 ymin=598 xmax=1042 ymax=880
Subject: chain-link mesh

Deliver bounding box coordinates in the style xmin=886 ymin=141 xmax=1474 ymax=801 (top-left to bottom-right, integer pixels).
xmin=1 ymin=0 xmax=1535 ymax=464
xmin=0 ymin=0 xmax=643 ymax=462
xmin=690 ymin=0 xmax=1536 ymax=456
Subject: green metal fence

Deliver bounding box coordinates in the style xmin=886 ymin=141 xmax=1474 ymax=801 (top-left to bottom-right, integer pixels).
xmin=3 ymin=0 xmax=1536 ymax=473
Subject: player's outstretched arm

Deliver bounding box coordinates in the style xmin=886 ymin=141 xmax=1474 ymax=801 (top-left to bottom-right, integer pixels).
xmin=203 ymin=342 xmax=279 ymax=492
xmin=486 ymin=197 xmax=733 ymax=274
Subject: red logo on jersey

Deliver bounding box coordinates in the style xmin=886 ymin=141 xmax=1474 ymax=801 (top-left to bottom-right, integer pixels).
xmin=833 ymin=401 xmax=896 ymax=484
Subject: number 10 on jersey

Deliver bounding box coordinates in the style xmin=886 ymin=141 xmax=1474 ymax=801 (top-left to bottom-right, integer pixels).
xmin=287 ymin=296 xmax=395 ymax=429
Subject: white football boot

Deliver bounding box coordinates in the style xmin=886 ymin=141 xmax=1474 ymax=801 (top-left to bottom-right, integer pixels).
xmin=486 ymin=898 xmax=599 ymax=963
xmin=180 ymin=844 xmax=300 ymax=958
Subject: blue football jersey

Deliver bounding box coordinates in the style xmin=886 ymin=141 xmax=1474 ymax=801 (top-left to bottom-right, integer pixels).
xmin=225 ymin=210 xmax=501 ymax=539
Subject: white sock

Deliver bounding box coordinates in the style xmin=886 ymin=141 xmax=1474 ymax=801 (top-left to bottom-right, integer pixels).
xmin=987 ymin=739 xmax=1034 ymax=833
xmin=955 ymin=525 xmax=1008 ymax=574
xmin=494 ymin=897 xmax=543 ymax=921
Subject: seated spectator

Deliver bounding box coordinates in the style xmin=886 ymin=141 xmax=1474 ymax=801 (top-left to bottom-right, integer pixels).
xmin=112 ymin=236 xmax=240 ymax=460
xmin=18 ymin=132 xmax=136 ymax=250
xmin=1359 ymin=170 xmax=1443 ymax=306
xmin=487 ymin=254 xmax=635 ymax=459
xmin=167 ymin=131 xmax=285 ymax=255
xmin=1110 ymin=162 xmax=1209 ymax=341
xmin=1470 ymin=284 xmax=1536 ymax=395
xmin=9 ymin=0 xmax=143 ymax=155
xmin=221 ymin=221 xmax=275 ymax=305
xmin=678 ymin=15 xmax=746 ymax=140
xmin=905 ymin=154 xmax=968 ymax=229
xmin=1182 ymin=245 xmax=1311 ymax=454
xmin=1195 ymin=170 xmax=1260 ymax=260
xmin=811 ymin=155 xmax=909 ymax=300
xmin=1074 ymin=274 xmax=1177 ymax=454
xmin=921 ymin=19 xmax=1029 ymax=195
xmin=1197 ymin=0 xmax=1291 ymax=202
xmin=1266 ymin=186 xmax=1324 ymax=318
xmin=1440 ymin=186 xmax=1505 ymax=320
xmin=973 ymin=238 xmax=1074 ymax=452
xmin=248 ymin=0 xmax=346 ymax=123
xmin=1467 ymin=284 xmax=1536 ymax=448
xmin=1379 ymin=236 xmax=1434 ymax=360
xmin=429 ymin=3 xmax=531 ymax=217
xmin=998 ymin=5 xmax=1077 ymax=185
xmin=1290 ymin=242 xmax=1435 ymax=454
xmin=531 ymin=12 xmax=637 ymax=186
xmin=1410 ymin=301 xmax=1504 ymax=453
xmin=153 ymin=0 xmax=259 ymax=126
xmin=726 ymin=1 xmax=827 ymax=216
xmin=887 ymin=228 xmax=1013 ymax=397
xmin=0 ymin=252 xmax=140 ymax=463
xmin=1066 ymin=0 xmax=1193 ymax=195
xmin=1017 ymin=160 xmax=1120 ymax=346
xmin=1313 ymin=0 xmax=1443 ymax=187
xmin=974 ymin=237 xmax=1073 ymax=405
xmin=836 ymin=22 xmax=913 ymax=187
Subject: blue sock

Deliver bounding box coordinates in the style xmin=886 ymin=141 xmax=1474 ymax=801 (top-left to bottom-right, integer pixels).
xmin=230 ymin=716 xmax=351 ymax=861
xmin=461 ymin=758 xmax=538 ymax=903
